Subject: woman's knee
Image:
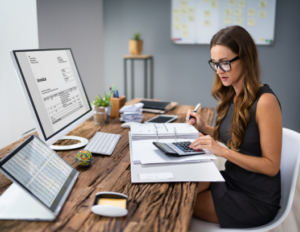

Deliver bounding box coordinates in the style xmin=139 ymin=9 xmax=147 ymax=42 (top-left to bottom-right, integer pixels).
xmin=193 ymin=190 xmax=219 ymax=223
xmin=197 ymin=182 xmax=210 ymax=194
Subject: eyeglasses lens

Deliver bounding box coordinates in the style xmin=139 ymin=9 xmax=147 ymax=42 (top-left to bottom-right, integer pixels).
xmin=209 ymin=62 xmax=231 ymax=72
xmin=220 ymin=62 xmax=230 ymax=71
xmin=209 ymin=62 xmax=216 ymax=71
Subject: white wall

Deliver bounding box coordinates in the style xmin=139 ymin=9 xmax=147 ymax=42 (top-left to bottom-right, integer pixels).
xmin=0 ymin=0 xmax=38 ymax=149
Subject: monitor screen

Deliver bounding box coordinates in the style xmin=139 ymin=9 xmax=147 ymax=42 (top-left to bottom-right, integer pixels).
xmin=0 ymin=135 xmax=78 ymax=214
xmin=11 ymin=49 xmax=92 ymax=143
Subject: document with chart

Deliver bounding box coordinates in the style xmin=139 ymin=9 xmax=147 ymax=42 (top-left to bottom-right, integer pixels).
xmin=15 ymin=49 xmax=91 ymax=138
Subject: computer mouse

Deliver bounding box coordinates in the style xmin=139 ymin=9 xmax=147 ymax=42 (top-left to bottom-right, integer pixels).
xmin=121 ymin=122 xmax=141 ymax=129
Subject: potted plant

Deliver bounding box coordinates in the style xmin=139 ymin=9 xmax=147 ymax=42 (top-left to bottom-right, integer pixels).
xmin=93 ymin=93 xmax=111 ymax=124
xmin=129 ymin=32 xmax=143 ymax=55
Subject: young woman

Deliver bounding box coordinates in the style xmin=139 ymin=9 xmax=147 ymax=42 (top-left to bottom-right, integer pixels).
xmin=186 ymin=26 xmax=282 ymax=228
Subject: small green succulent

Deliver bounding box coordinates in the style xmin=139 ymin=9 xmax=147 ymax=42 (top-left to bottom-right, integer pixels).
xmin=93 ymin=92 xmax=111 ymax=107
xmin=133 ymin=32 xmax=142 ymax=40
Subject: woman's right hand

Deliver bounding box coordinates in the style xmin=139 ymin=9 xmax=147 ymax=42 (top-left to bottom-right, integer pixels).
xmin=186 ymin=110 xmax=206 ymax=132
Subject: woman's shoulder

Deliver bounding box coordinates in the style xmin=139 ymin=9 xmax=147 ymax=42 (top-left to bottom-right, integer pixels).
xmin=251 ymin=84 xmax=281 ymax=122
xmin=254 ymin=84 xmax=280 ymax=108
xmin=257 ymin=84 xmax=280 ymax=102
xmin=255 ymin=85 xmax=282 ymax=123
xmin=257 ymin=92 xmax=279 ymax=110
xmin=258 ymin=84 xmax=275 ymax=96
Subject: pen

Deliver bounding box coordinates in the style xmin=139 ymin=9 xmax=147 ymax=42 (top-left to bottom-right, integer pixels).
xmin=109 ymin=85 xmax=115 ymax=97
xmin=188 ymin=103 xmax=201 ymax=122
xmin=113 ymin=84 xmax=116 ymax=97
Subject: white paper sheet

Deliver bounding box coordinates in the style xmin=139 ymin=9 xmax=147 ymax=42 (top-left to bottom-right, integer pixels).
xmin=139 ymin=172 xmax=175 ymax=180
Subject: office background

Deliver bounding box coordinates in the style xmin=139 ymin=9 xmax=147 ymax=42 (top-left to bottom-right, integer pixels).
xmin=1 ymin=0 xmax=300 ymax=149
xmin=101 ymin=0 xmax=300 ymax=131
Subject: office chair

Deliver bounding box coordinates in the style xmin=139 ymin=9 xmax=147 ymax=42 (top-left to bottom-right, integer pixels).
xmin=190 ymin=128 xmax=300 ymax=232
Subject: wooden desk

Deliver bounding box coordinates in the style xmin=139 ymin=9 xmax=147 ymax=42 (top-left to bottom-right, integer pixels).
xmin=0 ymin=105 xmax=214 ymax=232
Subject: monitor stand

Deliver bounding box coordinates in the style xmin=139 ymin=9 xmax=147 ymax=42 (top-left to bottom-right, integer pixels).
xmin=50 ymin=135 xmax=89 ymax=151
xmin=0 ymin=183 xmax=55 ymax=221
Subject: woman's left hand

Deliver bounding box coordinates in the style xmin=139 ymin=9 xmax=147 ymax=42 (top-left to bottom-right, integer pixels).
xmin=190 ymin=133 xmax=224 ymax=157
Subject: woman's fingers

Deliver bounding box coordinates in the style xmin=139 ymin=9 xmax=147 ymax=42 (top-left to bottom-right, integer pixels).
xmin=190 ymin=133 xmax=205 ymax=147
xmin=190 ymin=137 xmax=210 ymax=148
xmin=186 ymin=110 xmax=192 ymax=121
xmin=188 ymin=117 xmax=196 ymax=125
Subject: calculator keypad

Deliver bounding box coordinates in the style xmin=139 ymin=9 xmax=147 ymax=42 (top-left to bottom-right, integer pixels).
xmin=153 ymin=141 xmax=205 ymax=156
xmin=172 ymin=142 xmax=194 ymax=152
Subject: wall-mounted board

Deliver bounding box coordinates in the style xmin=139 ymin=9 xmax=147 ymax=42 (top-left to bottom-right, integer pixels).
xmin=171 ymin=0 xmax=276 ymax=45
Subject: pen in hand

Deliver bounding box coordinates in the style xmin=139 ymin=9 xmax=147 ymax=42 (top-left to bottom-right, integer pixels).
xmin=188 ymin=103 xmax=201 ymax=122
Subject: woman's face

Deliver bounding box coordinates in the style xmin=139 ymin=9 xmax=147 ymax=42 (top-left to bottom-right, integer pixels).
xmin=210 ymin=45 xmax=244 ymax=90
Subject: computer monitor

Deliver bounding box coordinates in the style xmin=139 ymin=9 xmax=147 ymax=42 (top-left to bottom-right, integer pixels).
xmin=10 ymin=48 xmax=94 ymax=150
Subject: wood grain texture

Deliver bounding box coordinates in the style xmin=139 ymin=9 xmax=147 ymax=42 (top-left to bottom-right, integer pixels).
xmin=0 ymin=104 xmax=215 ymax=232
xmin=124 ymin=55 xmax=153 ymax=59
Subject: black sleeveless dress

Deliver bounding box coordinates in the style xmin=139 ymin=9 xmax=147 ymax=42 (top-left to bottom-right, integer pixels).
xmin=210 ymin=85 xmax=281 ymax=228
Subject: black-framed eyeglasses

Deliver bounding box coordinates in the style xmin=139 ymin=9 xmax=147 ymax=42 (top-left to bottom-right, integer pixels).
xmin=208 ymin=56 xmax=239 ymax=72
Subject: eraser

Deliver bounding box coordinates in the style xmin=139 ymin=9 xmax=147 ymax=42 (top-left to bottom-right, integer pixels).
xmin=91 ymin=191 xmax=128 ymax=217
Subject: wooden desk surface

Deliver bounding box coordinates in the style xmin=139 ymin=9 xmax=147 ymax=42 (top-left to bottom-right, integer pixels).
xmin=0 ymin=105 xmax=214 ymax=232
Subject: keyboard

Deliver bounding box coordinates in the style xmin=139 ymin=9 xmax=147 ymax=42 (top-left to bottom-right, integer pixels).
xmin=84 ymin=132 xmax=121 ymax=155
xmin=153 ymin=141 xmax=205 ymax=157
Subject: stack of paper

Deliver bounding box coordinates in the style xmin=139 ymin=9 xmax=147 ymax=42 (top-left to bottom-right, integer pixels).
xmin=130 ymin=123 xmax=199 ymax=141
xmin=131 ymin=138 xmax=216 ymax=165
xmin=119 ymin=103 xmax=144 ymax=122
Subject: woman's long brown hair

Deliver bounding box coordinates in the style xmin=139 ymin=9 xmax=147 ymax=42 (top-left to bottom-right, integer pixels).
xmin=211 ymin=26 xmax=261 ymax=151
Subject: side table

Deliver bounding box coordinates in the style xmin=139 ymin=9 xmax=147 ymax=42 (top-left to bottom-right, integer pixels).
xmin=124 ymin=55 xmax=153 ymax=99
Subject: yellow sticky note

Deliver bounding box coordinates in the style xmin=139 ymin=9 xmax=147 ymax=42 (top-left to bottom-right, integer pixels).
xmin=173 ymin=9 xmax=180 ymax=15
xmin=228 ymin=0 xmax=236 ymax=6
xmin=224 ymin=17 xmax=232 ymax=24
xmin=182 ymin=30 xmax=189 ymax=38
xmin=225 ymin=8 xmax=232 ymax=16
xmin=234 ymin=9 xmax=242 ymax=16
xmin=181 ymin=0 xmax=187 ymax=7
xmin=259 ymin=10 xmax=267 ymax=18
xmin=174 ymin=15 xmax=181 ymax=23
xmin=247 ymin=18 xmax=256 ymax=26
xmin=204 ymin=20 xmax=211 ymax=26
xmin=259 ymin=1 xmax=267 ymax=8
xmin=204 ymin=10 xmax=211 ymax=17
xmin=175 ymin=24 xmax=181 ymax=30
xmin=261 ymin=38 xmax=264 ymax=41
xmin=211 ymin=0 xmax=218 ymax=8
xmin=181 ymin=23 xmax=188 ymax=30
xmin=238 ymin=0 xmax=246 ymax=8
xmin=189 ymin=14 xmax=195 ymax=21
xmin=188 ymin=8 xmax=195 ymax=14
xmin=248 ymin=8 xmax=256 ymax=16
xmin=235 ymin=17 xmax=243 ymax=25
xmin=98 ymin=198 xmax=126 ymax=209
xmin=181 ymin=8 xmax=188 ymax=14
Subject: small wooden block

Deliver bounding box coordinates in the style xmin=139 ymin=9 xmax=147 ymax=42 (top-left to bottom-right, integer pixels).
xmin=110 ymin=96 xmax=126 ymax=117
